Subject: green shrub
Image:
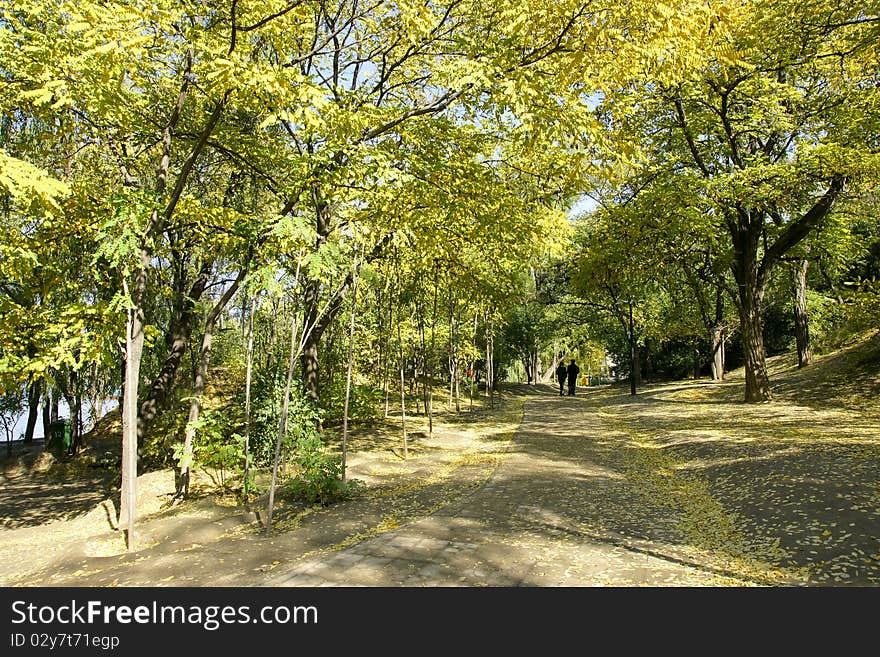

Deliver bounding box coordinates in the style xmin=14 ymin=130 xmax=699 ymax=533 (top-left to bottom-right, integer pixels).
xmin=282 ymin=430 xmax=362 ymax=505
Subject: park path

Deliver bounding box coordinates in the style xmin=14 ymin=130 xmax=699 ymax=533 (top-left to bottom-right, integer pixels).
xmin=269 ymin=386 xmax=748 ymax=586
xmin=11 ymin=375 xmax=876 ymax=587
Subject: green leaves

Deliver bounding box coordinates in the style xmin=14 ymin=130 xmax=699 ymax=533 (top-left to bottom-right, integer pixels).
xmin=0 ymin=150 xmax=69 ymax=211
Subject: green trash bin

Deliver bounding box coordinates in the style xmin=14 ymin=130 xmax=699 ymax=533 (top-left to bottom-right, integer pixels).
xmin=48 ymin=419 xmax=71 ymax=453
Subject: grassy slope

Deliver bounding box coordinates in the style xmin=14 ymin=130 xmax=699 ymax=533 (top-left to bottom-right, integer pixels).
xmin=595 ymin=328 xmax=880 ymax=585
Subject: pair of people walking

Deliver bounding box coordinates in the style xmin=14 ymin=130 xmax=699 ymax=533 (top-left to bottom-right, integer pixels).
xmin=556 ymin=359 xmax=580 ymax=396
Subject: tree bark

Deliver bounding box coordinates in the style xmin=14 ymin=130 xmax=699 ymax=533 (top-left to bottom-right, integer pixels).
xmin=243 ymin=294 xmax=258 ymax=499
xmin=633 ymin=344 xmax=642 ymax=387
xmin=428 ymin=271 xmax=438 ymax=436
xmin=138 ymin=259 xmax=213 ymax=439
xmin=342 ymin=256 xmax=360 ymax=483
xmin=41 ymin=386 xmax=51 ymax=442
xmin=120 ymin=268 xmax=146 ymax=550
xmin=265 ymin=296 xmax=301 ymax=532
xmin=178 ymin=267 xmax=247 ymax=496
xmin=418 ymin=301 xmax=429 ymax=416
xmin=397 ymin=287 xmax=408 ymax=460
xmin=23 ymin=379 xmax=40 ymax=443
xmin=383 ymin=290 xmax=392 ymax=418
xmin=710 ymin=324 xmax=725 ymax=382
xmin=469 ymin=312 xmax=477 ymax=412
xmin=299 ymin=278 xmax=322 ymax=403
xmin=709 ymin=283 xmax=725 ymax=382
xmin=794 ymin=258 xmax=813 ymax=368
xmin=740 ymin=285 xmax=772 ymax=402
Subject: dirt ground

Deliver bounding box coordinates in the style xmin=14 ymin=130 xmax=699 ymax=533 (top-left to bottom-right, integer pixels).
xmin=1 ymin=331 xmax=878 ymax=587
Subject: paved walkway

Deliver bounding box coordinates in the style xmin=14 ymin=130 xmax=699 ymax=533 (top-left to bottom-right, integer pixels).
xmin=9 ymin=376 xmax=877 ymax=587
xmin=270 ymin=388 xmax=740 ymax=586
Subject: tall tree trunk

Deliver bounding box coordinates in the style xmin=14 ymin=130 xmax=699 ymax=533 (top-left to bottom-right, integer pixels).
xmin=452 ymin=301 xmax=461 ymax=413
xmin=300 ymin=278 xmax=322 ymax=403
xmin=342 ymin=256 xmax=360 ymax=483
xmin=120 ymin=268 xmax=146 ymax=551
xmin=709 ymin=283 xmax=725 ymax=381
xmin=243 ymin=294 xmax=258 ymax=499
xmin=542 ymin=343 xmax=560 ymax=382
xmin=179 ymin=268 xmax=247 ymax=497
xmin=88 ymin=361 xmax=104 ymax=432
xmin=299 ymin=188 xmax=335 ymax=403
xmin=730 ymin=210 xmax=772 ymax=402
xmin=23 ymin=379 xmax=40 ymax=443
xmin=633 ymin=345 xmax=642 ymax=387
xmin=448 ymin=295 xmax=456 ymax=411
xmin=138 ymin=259 xmax=213 ymax=439
xmin=739 ymin=285 xmax=771 ymax=402
xmin=325 ymin=324 xmax=336 ymax=395
xmin=383 ymin=290 xmax=392 ymax=418
xmin=50 ymin=389 xmax=58 ymax=424
xmin=266 ymin=296 xmax=279 ymax=370
xmin=71 ymin=370 xmax=82 ymax=454
xmin=41 ymin=386 xmax=51 ymax=442
xmin=418 ymin=301 xmax=429 ymax=416
xmin=266 ymin=298 xmax=301 ymax=532
xmin=454 ymin=355 xmax=460 ymax=413
xmin=692 ymin=338 xmax=701 ymax=380
xmin=397 ymin=291 xmax=408 ymax=460
xmin=408 ymin=312 xmax=417 ymax=398
xmin=428 ymin=272 xmax=438 ymax=437
xmin=794 ymin=258 xmax=813 ymax=368
xmin=469 ymin=313 xmax=477 ymax=412
xmin=179 ymin=318 xmax=215 ymax=498
xmin=710 ymin=324 xmax=725 ymax=382
xmin=486 ymin=316 xmax=494 ymax=409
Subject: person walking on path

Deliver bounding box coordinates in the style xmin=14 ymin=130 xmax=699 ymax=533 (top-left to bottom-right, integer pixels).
xmin=556 ymin=361 xmax=568 ymax=396
xmin=567 ymin=359 xmax=580 ymax=396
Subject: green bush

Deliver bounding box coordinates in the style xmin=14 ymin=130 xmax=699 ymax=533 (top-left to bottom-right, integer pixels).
xmin=247 ymin=368 xmax=321 ymax=467
xmin=194 ymin=409 xmax=244 ymax=491
xmin=281 ymin=431 xmax=362 ymax=505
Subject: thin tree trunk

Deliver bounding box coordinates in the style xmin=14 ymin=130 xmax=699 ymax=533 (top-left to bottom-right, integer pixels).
xmin=265 ymin=301 xmax=300 ymax=532
xmin=264 ymin=252 xmax=307 ymax=531
xmin=178 ymin=267 xmax=247 ymax=497
xmin=342 ymin=256 xmax=361 ymax=483
xmin=428 ymin=270 xmax=438 ymax=437
xmin=243 ymin=294 xmax=258 ymax=499
xmin=418 ymin=301 xmax=429 ymax=416
xmin=120 ymin=271 xmax=145 ymax=551
xmin=721 ymin=331 xmax=727 ymax=375
xmin=710 ymin=325 xmax=725 ymax=382
xmin=542 ymin=342 xmax=560 ymax=382
xmin=469 ymin=312 xmax=477 ymax=412
xmin=72 ymin=370 xmax=82 ymax=454
xmin=50 ymin=390 xmax=58 ymax=424
xmin=266 ymin=296 xmax=279 ymax=370
xmin=408 ymin=312 xmax=417 ymax=397
xmin=384 ymin=289 xmax=392 ymax=418
xmin=23 ymin=379 xmax=40 ymax=443
xmin=41 ymin=386 xmax=50 ymax=442
xmin=794 ymin=258 xmax=813 ymax=368
xmin=453 ymin=306 xmax=460 ymax=413
xmin=448 ymin=295 xmax=455 ymax=411
xmin=487 ymin=316 xmax=494 ymax=409
xmin=710 ymin=283 xmax=725 ymax=381
xmin=89 ymin=361 xmax=103 ymax=431
xmin=397 ymin=293 xmax=408 ymax=460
